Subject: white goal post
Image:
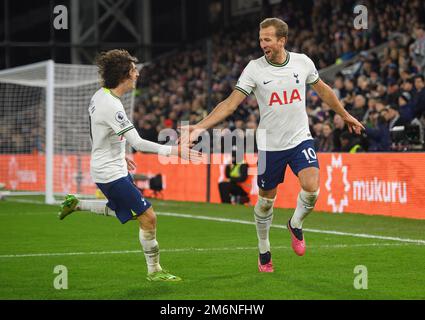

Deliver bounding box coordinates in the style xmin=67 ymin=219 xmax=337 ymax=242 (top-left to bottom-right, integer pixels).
xmin=0 ymin=60 xmax=135 ymax=204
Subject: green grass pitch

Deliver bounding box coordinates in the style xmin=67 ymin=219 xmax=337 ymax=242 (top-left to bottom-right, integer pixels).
xmin=0 ymin=196 xmax=424 ymax=300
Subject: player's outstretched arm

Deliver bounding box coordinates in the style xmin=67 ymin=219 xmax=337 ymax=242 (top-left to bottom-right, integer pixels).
xmin=183 ymin=90 xmax=246 ymax=142
xmin=311 ymin=79 xmax=365 ymax=135
xmin=197 ymin=90 xmax=246 ymax=129
xmin=123 ymin=128 xmax=202 ymax=162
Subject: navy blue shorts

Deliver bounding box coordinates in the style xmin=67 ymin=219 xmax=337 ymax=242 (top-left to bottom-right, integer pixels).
xmin=257 ymin=139 xmax=320 ymax=190
xmin=96 ymin=174 xmax=152 ymax=224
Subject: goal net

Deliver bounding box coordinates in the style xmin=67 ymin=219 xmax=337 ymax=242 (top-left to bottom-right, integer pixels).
xmin=0 ymin=60 xmax=135 ymax=203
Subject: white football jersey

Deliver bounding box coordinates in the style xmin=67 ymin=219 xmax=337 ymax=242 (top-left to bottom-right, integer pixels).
xmin=236 ymin=51 xmax=319 ymax=151
xmin=88 ymin=88 xmax=134 ymax=183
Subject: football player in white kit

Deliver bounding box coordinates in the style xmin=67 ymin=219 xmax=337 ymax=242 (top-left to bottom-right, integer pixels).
xmin=188 ymin=18 xmax=364 ymax=272
xmin=58 ymin=49 xmax=202 ymax=281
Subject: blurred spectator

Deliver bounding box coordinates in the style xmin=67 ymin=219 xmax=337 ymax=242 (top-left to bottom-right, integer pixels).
xmin=332 ymin=114 xmax=348 ymax=151
xmin=312 ymin=121 xmax=323 ymax=140
xmin=363 ymin=109 xmax=378 ymax=129
xmin=362 ymin=97 xmax=377 ymax=123
xmin=137 ymin=120 xmax=158 ymax=142
xmin=386 ymin=79 xmax=400 ymax=105
xmin=410 ymin=24 xmax=425 ymax=75
xmin=317 ymin=122 xmax=334 ymax=152
xmin=398 ymin=92 xmax=415 ymax=122
xmin=350 ymin=95 xmax=367 ymax=121
xmin=340 ymin=131 xmax=364 ymax=153
xmin=364 ymin=110 xmax=391 ymax=151
xmin=384 ymin=64 xmax=399 ymax=86
xmin=384 ymin=105 xmax=408 ymax=130
xmin=401 ymin=78 xmax=416 ymax=96
xmin=332 ymin=74 xmax=346 ymax=99
xmin=413 ymin=75 xmax=425 ymax=120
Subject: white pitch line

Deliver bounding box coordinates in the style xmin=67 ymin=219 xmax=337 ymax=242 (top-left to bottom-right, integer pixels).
xmin=3 ymin=199 xmax=425 ymax=245
xmin=156 ymin=211 xmax=425 ymax=245
xmin=0 ymin=250 xmax=141 ymax=259
xmin=0 ymin=243 xmax=415 ymax=259
xmin=2 ymin=198 xmax=45 ymax=204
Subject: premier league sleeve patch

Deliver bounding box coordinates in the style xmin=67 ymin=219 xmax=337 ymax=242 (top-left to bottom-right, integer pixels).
xmin=113 ymin=110 xmax=132 ymax=131
xmin=115 ymin=111 xmax=126 ymax=123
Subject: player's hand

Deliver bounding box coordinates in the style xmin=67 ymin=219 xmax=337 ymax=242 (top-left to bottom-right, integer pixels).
xmin=125 ymin=157 xmax=136 ymax=171
xmin=342 ymin=113 xmax=365 ymax=135
xmin=178 ymin=124 xmax=206 ymax=146
xmin=170 ymin=145 xmax=204 ymax=164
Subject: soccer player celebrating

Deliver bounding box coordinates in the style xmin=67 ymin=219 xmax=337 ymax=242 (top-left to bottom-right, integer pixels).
xmin=58 ymin=49 xmax=201 ymax=281
xmin=187 ymin=18 xmax=364 ymax=272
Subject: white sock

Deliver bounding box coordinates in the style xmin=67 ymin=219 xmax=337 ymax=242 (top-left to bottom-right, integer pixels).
xmin=77 ymin=200 xmax=116 ymax=217
xmin=254 ymin=195 xmax=275 ymax=254
xmin=139 ymin=229 xmax=162 ymax=274
xmin=290 ymin=189 xmax=319 ymax=229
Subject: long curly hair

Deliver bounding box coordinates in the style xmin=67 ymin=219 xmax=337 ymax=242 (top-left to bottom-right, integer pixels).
xmin=95 ymin=49 xmax=138 ymax=89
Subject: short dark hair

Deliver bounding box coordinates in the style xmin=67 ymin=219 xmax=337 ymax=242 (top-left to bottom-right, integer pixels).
xmin=95 ymin=49 xmax=138 ymax=88
xmin=260 ymin=18 xmax=289 ymax=39
xmin=340 ymin=131 xmax=352 ymax=141
xmin=414 ymin=74 xmax=425 ymax=82
xmin=387 ymin=104 xmax=399 ymax=112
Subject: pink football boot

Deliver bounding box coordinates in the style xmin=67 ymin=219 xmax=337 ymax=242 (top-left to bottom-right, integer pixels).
xmin=287 ymin=219 xmax=306 ymax=256
xmin=258 ymin=252 xmax=274 ymax=273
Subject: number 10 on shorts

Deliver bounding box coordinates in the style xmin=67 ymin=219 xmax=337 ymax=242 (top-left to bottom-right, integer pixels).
xmin=302 ymin=148 xmax=317 ymax=164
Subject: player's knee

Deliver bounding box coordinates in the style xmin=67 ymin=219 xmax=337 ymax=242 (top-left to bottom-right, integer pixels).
xmin=138 ymin=208 xmax=157 ymax=229
xmin=301 ymin=178 xmax=320 ymax=193
xmin=255 ymin=195 xmax=276 ymax=216
xmin=146 ymin=212 xmax=157 ymax=228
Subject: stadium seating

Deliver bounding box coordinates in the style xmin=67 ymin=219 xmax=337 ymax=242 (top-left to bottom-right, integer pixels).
xmin=133 ymin=0 xmax=425 ymax=152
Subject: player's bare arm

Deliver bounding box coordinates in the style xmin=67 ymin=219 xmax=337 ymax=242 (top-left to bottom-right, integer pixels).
xmin=185 ymin=89 xmax=246 ymax=142
xmin=311 ymin=79 xmax=365 ymax=135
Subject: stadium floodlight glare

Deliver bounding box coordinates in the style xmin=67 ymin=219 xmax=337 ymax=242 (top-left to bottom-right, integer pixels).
xmin=0 ymin=60 xmax=135 ymax=204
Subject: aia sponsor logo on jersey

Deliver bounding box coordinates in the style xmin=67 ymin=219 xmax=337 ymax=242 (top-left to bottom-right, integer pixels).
xmin=268 ymin=89 xmax=302 ymax=106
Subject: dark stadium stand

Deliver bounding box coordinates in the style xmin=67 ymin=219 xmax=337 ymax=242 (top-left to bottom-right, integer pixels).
xmin=134 ymin=0 xmax=425 ymax=152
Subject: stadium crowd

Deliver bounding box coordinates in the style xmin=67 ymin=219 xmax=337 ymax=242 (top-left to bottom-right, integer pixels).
xmin=134 ymin=0 xmax=425 ymax=152
xmin=1 ymin=0 xmax=425 ymax=154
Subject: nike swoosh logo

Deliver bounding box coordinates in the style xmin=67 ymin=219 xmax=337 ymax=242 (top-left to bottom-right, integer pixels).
xmin=308 ymin=160 xmax=317 ymax=164
xmin=263 ymin=80 xmax=273 ymax=85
